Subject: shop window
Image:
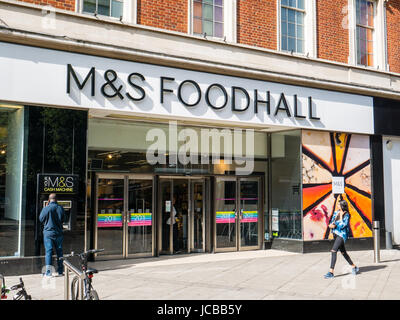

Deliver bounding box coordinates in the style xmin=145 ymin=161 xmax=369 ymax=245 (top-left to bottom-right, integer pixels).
xmin=356 ymin=0 xmax=374 ymax=67
xmin=0 ymin=105 xmax=25 ymax=258
xmin=270 ymin=130 xmax=302 ymax=240
xmin=83 ymin=0 xmax=124 ymax=18
xmin=23 ymin=106 xmax=88 ymax=257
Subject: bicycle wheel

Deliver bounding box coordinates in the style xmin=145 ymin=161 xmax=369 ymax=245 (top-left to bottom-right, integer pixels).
xmin=70 ymin=276 xmax=80 ymax=300
xmin=88 ymin=289 xmax=99 ymax=300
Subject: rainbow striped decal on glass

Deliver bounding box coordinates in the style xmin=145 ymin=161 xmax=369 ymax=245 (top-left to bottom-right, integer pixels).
xmin=241 ymin=211 xmax=258 ymax=223
xmin=128 ymin=213 xmax=152 ymax=227
xmin=216 ymin=211 xmax=235 ymax=224
xmin=97 ymin=213 xmax=123 ymax=228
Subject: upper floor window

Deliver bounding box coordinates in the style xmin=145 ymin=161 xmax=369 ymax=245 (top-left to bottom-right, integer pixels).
xmin=83 ymin=0 xmax=123 ymax=18
xmin=281 ymin=0 xmax=305 ymax=54
xmin=193 ymin=0 xmax=224 ymax=38
xmin=356 ymin=0 xmax=374 ymax=67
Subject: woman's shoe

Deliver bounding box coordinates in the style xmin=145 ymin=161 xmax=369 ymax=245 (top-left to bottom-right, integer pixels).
xmin=352 ymin=266 xmax=360 ymax=275
xmin=324 ymin=272 xmax=334 ymax=279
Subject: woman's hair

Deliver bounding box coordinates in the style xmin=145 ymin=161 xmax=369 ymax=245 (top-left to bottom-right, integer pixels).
xmin=339 ymin=200 xmax=349 ymax=213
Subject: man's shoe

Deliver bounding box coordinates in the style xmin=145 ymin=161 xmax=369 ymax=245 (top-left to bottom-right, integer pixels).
xmin=324 ymin=272 xmax=334 ymax=279
xmin=352 ymin=266 xmax=360 ymax=275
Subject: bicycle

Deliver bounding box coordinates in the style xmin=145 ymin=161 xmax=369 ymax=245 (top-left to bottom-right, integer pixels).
xmin=60 ymin=249 xmax=104 ymax=300
xmin=1 ymin=274 xmax=32 ymax=300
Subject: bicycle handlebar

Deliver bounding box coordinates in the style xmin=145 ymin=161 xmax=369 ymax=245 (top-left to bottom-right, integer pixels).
xmin=60 ymin=249 xmax=105 ymax=261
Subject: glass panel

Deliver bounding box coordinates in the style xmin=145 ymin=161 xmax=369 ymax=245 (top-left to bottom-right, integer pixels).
xmin=214 ymin=0 xmax=223 ymax=6
xmin=203 ymin=20 xmax=213 ymax=36
xmin=98 ymin=0 xmax=110 ymax=16
xmin=296 ymin=24 xmax=303 ymax=39
xmin=288 ymin=37 xmax=296 ymax=51
xmin=288 ymin=22 xmax=295 ymax=37
xmin=96 ymin=179 xmax=124 ymax=256
xmin=193 ymin=1 xmax=202 ymax=18
xmin=367 ymin=1 xmax=374 ymax=27
xmin=83 ymin=0 xmax=96 ymax=13
xmin=216 ymin=179 xmax=236 ymax=248
xmin=297 ymin=0 xmax=305 ymax=10
xmin=214 ymin=22 xmax=223 ymax=38
xmin=127 ymin=179 xmax=152 ymax=255
xmin=240 ymin=180 xmax=259 ymax=247
xmin=161 ymin=180 xmax=171 ymax=252
xmin=193 ymin=182 xmax=204 ymax=250
xmin=289 ymin=0 xmax=296 ymax=8
xmin=193 ymin=17 xmax=202 ymax=34
xmin=281 ymin=0 xmax=288 ymax=6
xmin=204 ymin=0 xmax=213 ymax=4
xmin=281 ymin=7 xmax=287 ymax=22
xmin=25 ymin=106 xmax=87 ymax=257
xmin=367 ymin=53 xmax=374 ymax=67
xmin=271 ymin=130 xmax=301 ymax=240
xmin=297 ymin=39 xmax=304 ymax=53
xmin=281 ymin=21 xmax=287 ymax=36
xmin=281 ymin=35 xmax=288 ymax=51
xmin=173 ymin=180 xmax=189 ymax=253
xmin=288 ymin=9 xmax=295 ymax=23
xmin=111 ymin=0 xmax=123 ymax=18
xmin=296 ymin=11 xmax=304 ymax=25
xmin=0 ymin=107 xmax=24 ymax=258
xmin=214 ymin=6 xmax=223 ymax=22
xmin=203 ymin=4 xmax=213 ymax=20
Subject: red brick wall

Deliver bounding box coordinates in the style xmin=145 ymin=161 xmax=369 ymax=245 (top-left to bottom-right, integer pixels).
xmin=19 ymin=0 xmax=75 ymax=11
xmin=387 ymin=0 xmax=400 ymax=74
xmin=237 ymin=0 xmax=277 ymax=50
xmin=316 ymin=0 xmax=349 ymax=63
xmin=137 ymin=0 xmax=187 ymax=33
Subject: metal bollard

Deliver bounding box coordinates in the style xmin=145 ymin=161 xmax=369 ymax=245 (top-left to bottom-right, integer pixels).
xmin=386 ymin=231 xmax=393 ymax=250
xmin=373 ymin=221 xmax=380 ymax=263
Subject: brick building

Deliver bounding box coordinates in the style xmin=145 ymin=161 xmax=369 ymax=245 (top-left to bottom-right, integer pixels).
xmin=1 ymin=0 xmax=400 ymax=275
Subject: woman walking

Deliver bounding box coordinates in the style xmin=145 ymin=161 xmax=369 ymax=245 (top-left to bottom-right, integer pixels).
xmin=324 ymin=200 xmax=360 ymax=279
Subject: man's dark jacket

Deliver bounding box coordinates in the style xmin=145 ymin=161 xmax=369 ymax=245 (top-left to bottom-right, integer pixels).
xmin=39 ymin=202 xmax=64 ymax=236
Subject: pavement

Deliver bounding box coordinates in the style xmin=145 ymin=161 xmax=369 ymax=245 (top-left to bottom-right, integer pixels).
xmin=3 ymin=248 xmax=400 ymax=300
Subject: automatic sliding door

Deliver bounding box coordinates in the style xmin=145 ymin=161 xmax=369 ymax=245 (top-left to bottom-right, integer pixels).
xmin=192 ymin=180 xmax=205 ymax=252
xmin=215 ymin=178 xmax=237 ymax=251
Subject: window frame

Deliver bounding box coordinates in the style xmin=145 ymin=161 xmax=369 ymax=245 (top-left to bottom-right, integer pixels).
xmin=349 ymin=0 xmax=387 ymax=70
xmin=355 ymin=0 xmax=376 ymax=67
xmin=278 ymin=0 xmax=317 ymax=58
xmin=79 ymin=0 xmax=136 ymax=23
xmin=188 ymin=0 xmax=237 ymax=42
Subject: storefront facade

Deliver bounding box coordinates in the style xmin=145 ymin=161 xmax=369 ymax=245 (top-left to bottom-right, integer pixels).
xmin=0 ymin=38 xmax=382 ymax=274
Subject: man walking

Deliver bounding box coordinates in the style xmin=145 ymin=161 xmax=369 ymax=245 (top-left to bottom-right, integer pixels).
xmin=39 ymin=193 xmax=64 ymax=277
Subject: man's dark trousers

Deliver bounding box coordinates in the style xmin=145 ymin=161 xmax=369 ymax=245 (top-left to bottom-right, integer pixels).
xmin=44 ymin=232 xmax=64 ymax=275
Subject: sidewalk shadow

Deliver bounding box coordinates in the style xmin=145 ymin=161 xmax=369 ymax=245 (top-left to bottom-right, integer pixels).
xmin=332 ymin=265 xmax=387 ymax=278
xmin=359 ymin=265 xmax=387 ymax=273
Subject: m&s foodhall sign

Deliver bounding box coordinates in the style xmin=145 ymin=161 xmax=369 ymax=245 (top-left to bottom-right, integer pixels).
xmin=38 ymin=174 xmax=78 ymax=194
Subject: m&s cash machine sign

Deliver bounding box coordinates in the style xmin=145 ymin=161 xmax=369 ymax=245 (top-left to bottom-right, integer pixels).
xmin=38 ymin=174 xmax=78 ymax=194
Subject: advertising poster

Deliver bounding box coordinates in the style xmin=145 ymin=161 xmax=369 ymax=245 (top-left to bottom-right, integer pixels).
xmin=302 ymin=130 xmax=372 ymax=241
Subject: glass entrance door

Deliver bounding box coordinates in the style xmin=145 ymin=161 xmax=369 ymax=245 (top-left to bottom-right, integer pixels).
xmin=95 ymin=174 xmax=153 ymax=259
xmin=159 ymin=177 xmax=206 ymax=254
xmin=96 ymin=176 xmax=125 ymax=258
xmin=215 ymin=177 xmax=261 ymax=252
xmin=159 ymin=178 xmax=189 ymax=254
xmin=239 ymin=178 xmax=260 ymax=250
